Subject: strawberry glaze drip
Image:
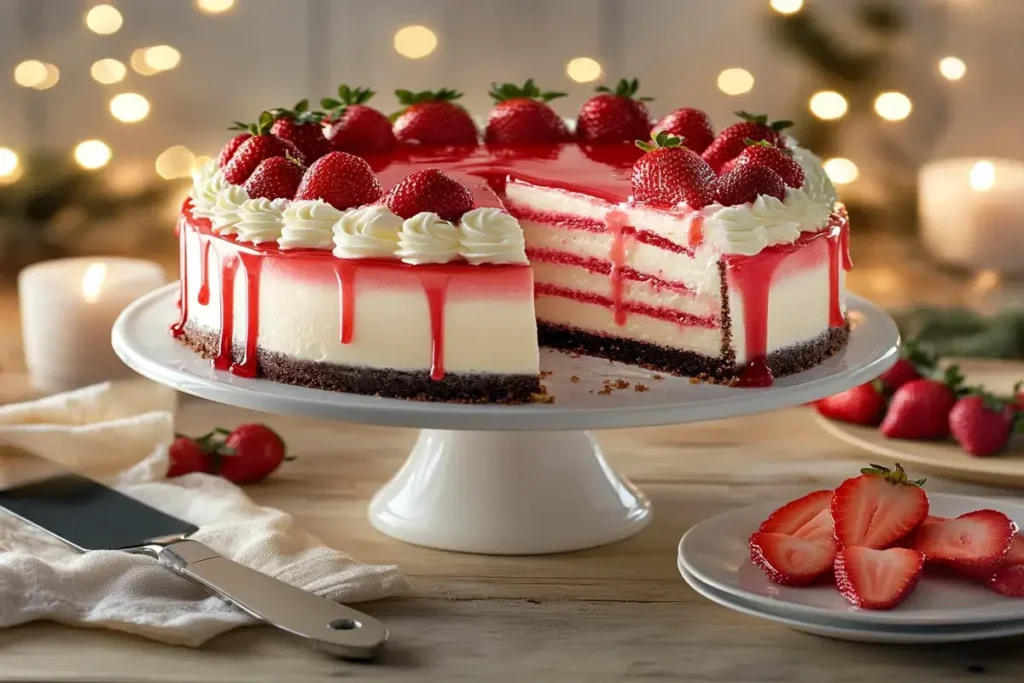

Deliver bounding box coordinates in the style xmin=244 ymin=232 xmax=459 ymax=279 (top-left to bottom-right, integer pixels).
xmin=197 ymin=238 xmax=213 ymax=306
xmin=688 ymin=215 xmax=705 ymax=249
xmin=606 ymin=210 xmax=629 ymax=326
xmin=232 ymin=252 xmax=262 ymax=378
xmin=416 ymin=272 xmax=454 ymax=380
xmin=213 ymin=246 xmax=238 ymax=372
xmin=826 ymin=223 xmax=844 ymax=328
xmin=333 ymin=262 xmax=357 ymax=344
xmin=170 ymin=217 xmax=189 ymax=339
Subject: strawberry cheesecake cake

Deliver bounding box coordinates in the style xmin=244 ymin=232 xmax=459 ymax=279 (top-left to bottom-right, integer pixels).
xmin=176 ymin=79 xmax=850 ymax=403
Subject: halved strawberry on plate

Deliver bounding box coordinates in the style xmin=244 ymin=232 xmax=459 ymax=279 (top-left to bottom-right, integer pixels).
xmin=911 ymin=509 xmax=1015 ymax=572
xmin=756 ymin=489 xmax=834 ymax=542
xmin=834 ymin=546 xmax=925 ymax=610
xmin=749 ymin=532 xmax=838 ymax=587
xmin=831 ymin=463 xmax=930 ymax=549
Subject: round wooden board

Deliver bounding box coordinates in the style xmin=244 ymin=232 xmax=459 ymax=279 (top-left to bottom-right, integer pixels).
xmin=817 ymin=358 xmax=1024 ymax=488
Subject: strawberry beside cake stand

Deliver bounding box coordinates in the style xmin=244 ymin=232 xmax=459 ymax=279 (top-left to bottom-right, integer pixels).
xmin=113 ymin=283 xmax=899 ymax=555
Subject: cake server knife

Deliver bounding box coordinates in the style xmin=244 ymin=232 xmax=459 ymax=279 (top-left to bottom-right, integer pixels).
xmin=0 ymin=445 xmax=388 ymax=659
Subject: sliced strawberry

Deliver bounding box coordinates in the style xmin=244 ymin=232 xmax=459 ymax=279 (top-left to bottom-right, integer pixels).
xmin=749 ymin=532 xmax=837 ymax=587
xmin=757 ymin=490 xmax=834 ymax=541
xmin=834 ymin=546 xmax=925 ymax=610
xmin=293 ymin=151 xmax=383 ymax=211
xmin=911 ymin=509 xmax=1015 ymax=570
xmin=989 ymin=564 xmax=1024 ymax=597
xmin=815 ymin=380 xmax=887 ymax=426
xmin=630 ymin=131 xmax=716 ymax=209
xmin=831 ymin=463 xmax=929 ymax=549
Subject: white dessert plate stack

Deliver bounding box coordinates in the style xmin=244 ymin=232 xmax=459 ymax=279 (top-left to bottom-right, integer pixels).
xmin=677 ymin=493 xmax=1024 ymax=643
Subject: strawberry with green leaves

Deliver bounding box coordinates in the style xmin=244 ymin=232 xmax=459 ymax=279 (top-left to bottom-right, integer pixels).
xmin=576 ymin=78 xmax=654 ymax=144
xmin=321 ymin=85 xmax=396 ymax=155
xmin=392 ymin=88 xmax=478 ymax=145
xmin=631 ymin=131 xmax=717 ymax=209
xmin=948 ymin=385 xmax=1024 ymax=457
xmin=218 ymin=132 xmax=251 ymax=168
xmin=702 ymin=111 xmax=793 ymax=174
xmin=223 ymin=112 xmax=306 ymax=185
xmin=652 ymin=107 xmax=715 ymax=154
xmin=880 ymin=366 xmax=964 ymax=440
xmin=269 ymin=99 xmax=332 ymax=162
xmin=831 ymin=463 xmax=930 ymax=549
xmin=485 ymin=79 xmax=568 ymax=145
xmin=878 ymin=339 xmax=938 ymax=391
xmin=734 ymin=140 xmax=805 ymax=189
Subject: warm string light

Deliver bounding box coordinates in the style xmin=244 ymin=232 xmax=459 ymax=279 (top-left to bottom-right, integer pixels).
xmin=74 ymin=140 xmax=112 ymax=170
xmin=769 ymin=0 xmax=804 ymax=15
xmin=393 ymin=25 xmax=437 ymax=59
xmin=566 ymin=57 xmax=602 ymax=83
xmin=130 ymin=48 xmax=160 ymax=76
xmin=717 ymin=68 xmax=754 ymax=95
xmin=85 ymin=4 xmax=123 ymax=35
xmin=155 ymin=146 xmax=196 ymax=179
xmin=938 ymin=56 xmax=966 ymax=81
xmin=143 ymin=45 xmax=181 ymax=72
xmin=109 ymin=92 xmax=150 ymax=122
xmin=809 ymin=91 xmax=848 ymax=120
xmin=823 ymin=158 xmax=859 ymax=185
xmin=874 ymin=91 xmax=912 ymax=121
xmin=0 ymin=147 xmax=20 ymax=185
xmin=90 ymin=58 xmax=126 ymax=84
xmin=195 ymin=0 xmax=235 ymax=13
xmin=14 ymin=60 xmax=59 ymax=89
xmin=968 ymin=160 xmax=996 ymax=192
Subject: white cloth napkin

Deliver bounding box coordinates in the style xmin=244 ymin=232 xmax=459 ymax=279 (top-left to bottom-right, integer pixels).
xmin=0 ymin=380 xmax=407 ymax=647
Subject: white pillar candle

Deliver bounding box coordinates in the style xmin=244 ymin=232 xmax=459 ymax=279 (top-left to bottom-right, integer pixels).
xmin=18 ymin=257 xmax=166 ymax=393
xmin=919 ymin=157 xmax=1024 ymax=274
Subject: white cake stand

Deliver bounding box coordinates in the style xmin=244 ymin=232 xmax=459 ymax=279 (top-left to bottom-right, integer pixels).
xmin=113 ymin=284 xmax=899 ymax=555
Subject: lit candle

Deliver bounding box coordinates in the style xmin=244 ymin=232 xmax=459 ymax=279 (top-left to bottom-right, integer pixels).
xmin=918 ymin=157 xmax=1024 ymax=274
xmin=18 ymin=257 xmax=166 ymax=393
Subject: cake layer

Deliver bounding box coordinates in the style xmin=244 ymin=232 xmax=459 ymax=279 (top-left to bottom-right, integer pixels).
xmin=178 ymin=219 xmax=541 ymax=379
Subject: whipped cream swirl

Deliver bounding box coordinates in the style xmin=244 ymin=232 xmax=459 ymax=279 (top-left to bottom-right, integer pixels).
xmin=458 ymin=208 xmax=527 ymax=265
xmin=278 ymin=200 xmax=342 ymax=250
xmin=396 ymin=212 xmax=461 ymax=265
xmin=332 ymin=205 xmax=403 ymax=259
xmin=235 ymin=197 xmax=290 ymax=244
xmin=189 ymin=161 xmax=229 ymax=220
xmin=209 ymin=185 xmax=250 ymax=235
xmin=790 ymin=143 xmax=838 ymax=209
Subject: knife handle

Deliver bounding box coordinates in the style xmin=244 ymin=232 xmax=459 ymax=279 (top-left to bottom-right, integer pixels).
xmin=156 ymin=540 xmax=388 ymax=659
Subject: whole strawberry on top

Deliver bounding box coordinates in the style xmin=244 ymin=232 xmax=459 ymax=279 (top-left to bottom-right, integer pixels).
xmin=713 ymin=163 xmax=786 ymax=206
xmin=485 ymin=79 xmax=569 ymax=145
xmin=218 ymin=131 xmax=251 ymax=168
xmin=294 ymin=151 xmax=383 ymax=211
xmin=384 ymin=168 xmax=474 ymax=223
xmin=576 ymin=78 xmax=654 ymax=144
xmin=268 ymin=99 xmax=332 ymax=163
xmin=651 ymin=107 xmax=715 ymax=154
xmin=321 ymin=84 xmax=396 ymax=155
xmin=243 ymin=156 xmax=305 ymax=201
xmin=392 ymin=88 xmax=478 ymax=145
xmin=223 ymin=111 xmax=306 ymax=185
xmin=733 ymin=140 xmax=805 ymax=189
xmin=702 ymin=111 xmax=793 ymax=174
xmin=631 ymin=131 xmax=716 ymax=209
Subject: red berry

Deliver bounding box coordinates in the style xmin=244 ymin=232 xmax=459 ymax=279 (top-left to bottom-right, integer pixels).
xmin=384 ymin=168 xmax=474 ymax=223
xmin=702 ymin=111 xmax=793 ymax=174
xmin=294 ymin=151 xmax=383 ymax=211
xmin=880 ymin=375 xmax=960 ymax=440
xmin=878 ymin=359 xmax=920 ymax=392
xmin=243 ymin=156 xmax=305 ymax=200
xmin=989 ymin=564 xmax=1024 ymax=598
xmin=757 ymin=489 xmax=834 ymax=542
xmin=652 ymin=107 xmax=714 ymax=154
xmin=576 ymin=78 xmax=654 ymax=144
xmin=630 ymin=132 xmax=716 ymax=209
xmin=734 ymin=142 xmax=805 ymax=188
xmin=485 ymin=80 xmax=568 ymax=145
xmin=270 ymin=117 xmax=331 ymax=164
xmin=834 ymin=546 xmax=925 ymax=610
xmin=223 ymin=113 xmax=307 ymax=185
xmin=912 ymin=510 xmax=1015 ymax=570
xmin=830 ymin=463 xmax=930 ymax=549
xmin=321 ymin=85 xmax=396 ymax=155
xmin=218 ymin=132 xmax=251 ymax=168
xmin=713 ymin=164 xmax=786 ymax=206
xmin=949 ymin=394 xmax=1015 ymax=457
xmin=167 ymin=436 xmax=211 ymax=478
xmin=392 ymin=88 xmax=478 ymax=145
xmin=815 ymin=381 xmax=887 ymax=426
xmin=216 ymin=424 xmax=289 ymax=484
xmin=749 ymin=531 xmax=837 ymax=587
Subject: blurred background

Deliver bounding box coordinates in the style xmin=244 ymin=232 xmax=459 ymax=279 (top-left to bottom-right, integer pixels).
xmin=0 ymin=0 xmax=1022 ymax=368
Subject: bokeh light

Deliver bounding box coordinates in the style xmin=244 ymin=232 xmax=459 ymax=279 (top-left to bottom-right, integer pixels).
xmin=393 ymin=25 xmax=438 ymax=59
xmin=196 ymin=0 xmax=235 ymax=13
xmin=90 ymin=58 xmax=126 ymax=84
xmin=109 ymin=92 xmax=151 ymax=123
xmin=74 ymin=140 xmax=112 ymax=170
xmin=0 ymin=148 xmax=20 ymax=185
xmin=938 ymin=57 xmax=966 ymax=81
xmin=968 ymin=160 xmax=996 ymax=192
xmin=143 ymin=45 xmax=181 ymax=72
xmin=85 ymin=4 xmax=123 ymax=34
xmin=874 ymin=91 xmax=912 ymax=121
xmin=130 ymin=48 xmax=161 ymax=76
xmin=155 ymin=146 xmax=196 ymax=179
xmin=717 ymin=68 xmax=754 ymax=96
xmin=823 ymin=158 xmax=859 ymax=185
xmin=809 ymin=91 xmax=848 ymax=120
xmin=769 ymin=0 xmax=804 ymax=14
xmin=14 ymin=60 xmax=58 ymax=89
xmin=566 ymin=57 xmax=602 ymax=83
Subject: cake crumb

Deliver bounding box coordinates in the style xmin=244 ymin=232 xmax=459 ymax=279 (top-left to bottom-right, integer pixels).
xmin=634 ymin=383 xmax=650 ymax=392
xmin=652 ymin=374 xmax=664 ymax=381
xmin=530 ymin=391 xmax=555 ymax=404
xmin=539 ymin=370 xmax=553 ymax=379
xmin=570 ymin=375 xmax=580 ymax=383
xmin=611 ymin=378 xmax=630 ymax=390
xmin=597 ymin=387 xmax=613 ymax=396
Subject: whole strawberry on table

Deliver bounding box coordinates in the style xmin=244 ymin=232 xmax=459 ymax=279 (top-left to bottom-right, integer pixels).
xmin=168 ymin=423 xmax=292 ymax=484
xmin=815 ymin=339 xmax=1024 ymax=457
xmin=749 ymin=463 xmax=1024 ymax=608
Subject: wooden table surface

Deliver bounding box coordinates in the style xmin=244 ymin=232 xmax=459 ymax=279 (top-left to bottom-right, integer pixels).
xmin=1 ymin=237 xmax=1024 ymax=682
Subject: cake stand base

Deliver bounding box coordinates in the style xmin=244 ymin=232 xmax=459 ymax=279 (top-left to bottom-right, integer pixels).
xmin=368 ymin=429 xmax=651 ymax=554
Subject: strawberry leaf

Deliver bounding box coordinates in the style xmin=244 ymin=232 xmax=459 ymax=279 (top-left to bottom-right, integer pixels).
xmin=736 ymin=111 xmax=769 ymax=126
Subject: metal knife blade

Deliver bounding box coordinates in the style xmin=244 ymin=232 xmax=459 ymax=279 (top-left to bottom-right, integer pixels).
xmin=0 ymin=445 xmax=388 ymax=659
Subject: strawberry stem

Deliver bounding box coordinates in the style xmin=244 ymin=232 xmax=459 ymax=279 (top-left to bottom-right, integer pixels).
xmin=860 ymin=462 xmax=926 ymax=487
xmin=595 ymin=78 xmax=653 ymax=102
xmin=488 ymin=79 xmax=566 ymax=103
xmin=635 ymin=130 xmax=684 ymax=152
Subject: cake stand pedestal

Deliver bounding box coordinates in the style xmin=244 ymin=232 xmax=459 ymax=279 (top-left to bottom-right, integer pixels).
xmin=113 ymin=284 xmax=899 ymax=555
